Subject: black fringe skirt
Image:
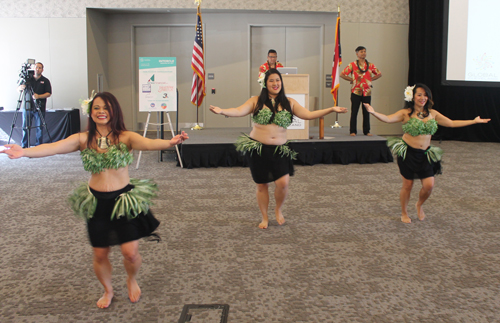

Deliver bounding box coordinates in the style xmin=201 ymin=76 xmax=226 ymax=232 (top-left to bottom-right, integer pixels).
xmin=397 ymin=145 xmax=442 ymax=180
xmin=246 ymin=143 xmax=295 ymax=184
xmin=87 ymin=185 xmax=160 ymax=248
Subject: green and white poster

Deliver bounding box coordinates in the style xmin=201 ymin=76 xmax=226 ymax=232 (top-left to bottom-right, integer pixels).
xmin=138 ymin=57 xmax=177 ymax=112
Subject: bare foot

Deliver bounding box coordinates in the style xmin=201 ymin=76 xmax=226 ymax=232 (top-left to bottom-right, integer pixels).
xmin=350 ymin=133 xmax=356 ymax=136
xmin=97 ymin=291 xmax=113 ymax=308
xmin=127 ymin=278 xmax=141 ymax=303
xmin=276 ymin=212 xmax=286 ymax=225
xmin=401 ymin=214 xmax=412 ymax=224
xmin=416 ymin=203 xmax=426 ymax=221
xmin=366 ymin=133 xmax=373 ymax=136
xmin=258 ymin=219 xmax=269 ymax=229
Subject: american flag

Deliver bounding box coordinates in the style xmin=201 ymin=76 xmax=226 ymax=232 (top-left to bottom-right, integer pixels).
xmin=191 ymin=7 xmax=205 ymax=106
xmin=331 ymin=13 xmax=342 ymax=106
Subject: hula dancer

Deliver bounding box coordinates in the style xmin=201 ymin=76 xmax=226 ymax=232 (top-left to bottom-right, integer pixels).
xmin=209 ymin=69 xmax=347 ymax=229
xmin=364 ymin=83 xmax=490 ymax=223
xmin=1 ymin=92 xmax=188 ymax=308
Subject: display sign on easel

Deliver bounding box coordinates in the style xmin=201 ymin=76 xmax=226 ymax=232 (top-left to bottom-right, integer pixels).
xmin=136 ymin=57 xmax=183 ymax=169
xmin=138 ymin=57 xmax=177 ymax=112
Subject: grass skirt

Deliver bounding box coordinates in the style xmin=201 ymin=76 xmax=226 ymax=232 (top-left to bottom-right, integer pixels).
xmin=68 ymin=179 xmax=160 ymax=247
xmin=87 ymin=184 xmax=159 ymax=247
xmin=235 ymin=134 xmax=296 ymax=184
xmin=387 ymin=137 xmax=443 ymax=180
xmin=68 ymin=178 xmax=157 ymax=220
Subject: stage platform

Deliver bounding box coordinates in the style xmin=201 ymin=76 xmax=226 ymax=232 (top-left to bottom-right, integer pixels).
xmin=179 ymin=126 xmax=393 ymax=169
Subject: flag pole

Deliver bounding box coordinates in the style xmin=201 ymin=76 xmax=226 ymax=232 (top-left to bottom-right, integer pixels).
xmin=332 ymin=4 xmax=342 ymax=128
xmin=319 ymin=118 xmax=324 ymax=139
xmin=192 ymin=75 xmax=203 ymax=130
xmin=191 ymin=2 xmax=204 ymax=130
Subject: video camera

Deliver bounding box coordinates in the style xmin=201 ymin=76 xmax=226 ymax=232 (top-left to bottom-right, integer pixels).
xmin=18 ymin=58 xmax=36 ymax=85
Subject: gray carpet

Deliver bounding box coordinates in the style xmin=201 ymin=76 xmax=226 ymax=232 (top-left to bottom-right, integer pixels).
xmin=1 ymin=140 xmax=500 ymax=323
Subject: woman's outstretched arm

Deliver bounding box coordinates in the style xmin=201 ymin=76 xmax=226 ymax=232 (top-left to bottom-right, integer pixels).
xmin=433 ymin=110 xmax=490 ymax=127
xmin=209 ymin=97 xmax=257 ymax=117
xmin=127 ymin=131 xmax=189 ymax=151
xmin=364 ymin=103 xmax=406 ymax=124
xmin=1 ymin=133 xmax=81 ymax=159
xmin=289 ymin=98 xmax=347 ymax=120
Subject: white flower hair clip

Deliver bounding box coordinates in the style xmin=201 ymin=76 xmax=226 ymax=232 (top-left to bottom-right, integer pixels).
xmin=404 ymin=85 xmax=415 ymax=102
xmin=80 ymin=90 xmax=96 ymax=115
xmin=257 ymin=73 xmax=266 ymax=89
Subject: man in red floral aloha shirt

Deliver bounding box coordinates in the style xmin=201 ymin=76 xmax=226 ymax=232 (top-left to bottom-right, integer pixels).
xmin=259 ymin=49 xmax=284 ymax=78
xmin=341 ymin=46 xmax=382 ymax=136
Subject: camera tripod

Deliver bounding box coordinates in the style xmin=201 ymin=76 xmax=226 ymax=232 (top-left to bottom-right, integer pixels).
xmin=8 ymin=85 xmax=52 ymax=147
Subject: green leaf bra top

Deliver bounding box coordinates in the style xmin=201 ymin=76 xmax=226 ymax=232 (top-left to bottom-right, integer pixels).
xmin=252 ymin=108 xmax=293 ymax=129
xmin=402 ymin=118 xmax=438 ymax=137
xmin=81 ymin=142 xmax=134 ymax=174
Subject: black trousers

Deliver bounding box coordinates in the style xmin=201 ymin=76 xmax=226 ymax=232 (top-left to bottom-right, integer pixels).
xmin=349 ymin=93 xmax=371 ymax=135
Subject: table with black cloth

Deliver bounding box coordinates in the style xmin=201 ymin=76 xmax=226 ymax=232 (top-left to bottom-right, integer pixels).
xmin=0 ymin=109 xmax=80 ymax=145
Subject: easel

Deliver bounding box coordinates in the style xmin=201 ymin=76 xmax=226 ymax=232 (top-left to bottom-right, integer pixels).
xmin=136 ymin=91 xmax=183 ymax=169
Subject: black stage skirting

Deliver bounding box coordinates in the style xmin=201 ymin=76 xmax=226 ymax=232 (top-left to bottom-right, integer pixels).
xmin=0 ymin=109 xmax=80 ymax=146
xmin=179 ymin=127 xmax=393 ymax=169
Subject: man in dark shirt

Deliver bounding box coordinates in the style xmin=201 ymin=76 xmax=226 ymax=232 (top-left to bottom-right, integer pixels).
xmin=18 ymin=62 xmax=52 ymax=147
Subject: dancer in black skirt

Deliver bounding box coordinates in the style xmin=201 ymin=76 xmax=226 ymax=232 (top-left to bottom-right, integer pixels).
xmin=1 ymin=92 xmax=188 ymax=308
xmin=209 ymin=69 xmax=347 ymax=229
xmin=364 ymin=83 xmax=489 ymax=223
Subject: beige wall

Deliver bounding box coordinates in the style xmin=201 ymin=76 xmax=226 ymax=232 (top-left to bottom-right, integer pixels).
xmin=0 ymin=1 xmax=408 ymax=135
xmin=86 ymin=10 xmax=408 ymax=134
xmin=0 ymin=0 xmax=408 ymax=24
xmin=333 ymin=23 xmax=409 ymax=135
xmin=0 ymin=18 xmax=88 ymax=131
